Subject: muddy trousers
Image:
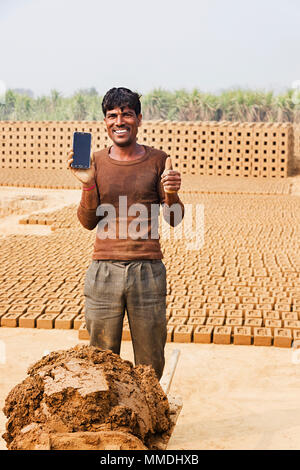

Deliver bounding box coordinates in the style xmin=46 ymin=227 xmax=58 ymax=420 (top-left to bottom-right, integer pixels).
xmin=84 ymin=259 xmax=167 ymax=380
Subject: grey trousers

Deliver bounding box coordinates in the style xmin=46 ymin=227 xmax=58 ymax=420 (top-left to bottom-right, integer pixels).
xmin=84 ymin=259 xmax=167 ymax=380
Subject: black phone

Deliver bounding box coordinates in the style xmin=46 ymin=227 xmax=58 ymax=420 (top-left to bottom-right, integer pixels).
xmin=71 ymin=132 xmax=91 ymax=169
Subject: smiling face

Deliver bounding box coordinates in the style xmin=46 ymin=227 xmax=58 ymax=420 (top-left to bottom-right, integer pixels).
xmin=104 ymin=106 xmax=142 ymax=147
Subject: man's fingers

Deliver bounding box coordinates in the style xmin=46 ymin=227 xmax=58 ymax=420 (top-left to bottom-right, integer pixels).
xmin=161 ymin=171 xmax=179 ymax=181
xmin=66 ymin=150 xmax=74 ymax=169
xmin=162 ymin=174 xmax=181 ymax=181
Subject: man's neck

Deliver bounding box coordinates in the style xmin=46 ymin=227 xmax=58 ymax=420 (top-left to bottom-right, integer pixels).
xmin=109 ymin=142 xmax=145 ymax=161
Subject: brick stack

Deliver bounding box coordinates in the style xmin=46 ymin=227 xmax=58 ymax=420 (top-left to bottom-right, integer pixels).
xmin=0 ymin=120 xmax=295 ymax=178
xmin=293 ymin=124 xmax=300 ymax=173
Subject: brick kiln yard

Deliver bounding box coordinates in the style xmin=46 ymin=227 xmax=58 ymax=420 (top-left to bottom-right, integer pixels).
xmin=1 ymin=173 xmax=300 ymax=450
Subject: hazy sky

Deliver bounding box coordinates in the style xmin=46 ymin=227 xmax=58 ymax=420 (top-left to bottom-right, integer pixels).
xmin=1 ymin=0 xmax=300 ymax=97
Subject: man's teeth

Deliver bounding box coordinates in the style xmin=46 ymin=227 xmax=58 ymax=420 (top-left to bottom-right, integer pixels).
xmin=114 ymin=130 xmax=128 ymax=134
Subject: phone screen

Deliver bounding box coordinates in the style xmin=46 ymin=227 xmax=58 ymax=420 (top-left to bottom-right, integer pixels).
xmin=71 ymin=132 xmax=91 ymax=169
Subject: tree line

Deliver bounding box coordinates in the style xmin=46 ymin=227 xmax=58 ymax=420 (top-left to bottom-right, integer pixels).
xmin=0 ymin=87 xmax=299 ymax=122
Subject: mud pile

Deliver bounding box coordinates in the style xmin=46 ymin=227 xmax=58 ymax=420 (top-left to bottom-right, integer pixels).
xmin=2 ymin=345 xmax=171 ymax=450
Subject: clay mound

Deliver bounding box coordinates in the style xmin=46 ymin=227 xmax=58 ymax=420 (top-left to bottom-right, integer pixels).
xmin=2 ymin=345 xmax=171 ymax=450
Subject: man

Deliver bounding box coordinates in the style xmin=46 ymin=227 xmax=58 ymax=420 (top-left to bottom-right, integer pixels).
xmin=67 ymin=87 xmax=184 ymax=379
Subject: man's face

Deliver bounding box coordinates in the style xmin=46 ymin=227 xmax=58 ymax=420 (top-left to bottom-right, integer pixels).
xmin=104 ymin=106 xmax=142 ymax=147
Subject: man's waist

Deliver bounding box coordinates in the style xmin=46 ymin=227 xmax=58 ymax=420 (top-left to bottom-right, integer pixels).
xmin=97 ymin=259 xmax=162 ymax=265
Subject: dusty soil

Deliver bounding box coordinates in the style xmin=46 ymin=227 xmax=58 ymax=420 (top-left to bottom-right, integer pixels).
xmin=1 ymin=328 xmax=300 ymax=450
xmin=2 ymin=343 xmax=170 ymax=450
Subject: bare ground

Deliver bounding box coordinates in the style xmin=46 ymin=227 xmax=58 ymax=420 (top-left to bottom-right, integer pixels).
xmin=1 ymin=328 xmax=300 ymax=450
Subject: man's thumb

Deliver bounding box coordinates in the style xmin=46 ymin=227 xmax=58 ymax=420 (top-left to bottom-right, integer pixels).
xmin=165 ymin=156 xmax=173 ymax=171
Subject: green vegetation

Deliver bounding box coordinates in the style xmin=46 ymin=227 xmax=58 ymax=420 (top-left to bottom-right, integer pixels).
xmin=0 ymin=87 xmax=300 ymax=122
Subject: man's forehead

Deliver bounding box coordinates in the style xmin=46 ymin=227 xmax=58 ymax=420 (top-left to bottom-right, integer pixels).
xmin=106 ymin=106 xmax=135 ymax=115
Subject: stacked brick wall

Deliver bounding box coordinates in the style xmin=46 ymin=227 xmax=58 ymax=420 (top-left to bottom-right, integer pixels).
xmin=293 ymin=124 xmax=300 ymax=171
xmin=0 ymin=120 xmax=294 ymax=177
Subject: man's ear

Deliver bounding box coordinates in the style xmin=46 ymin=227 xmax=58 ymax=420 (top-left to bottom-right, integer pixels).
xmin=137 ymin=113 xmax=142 ymax=127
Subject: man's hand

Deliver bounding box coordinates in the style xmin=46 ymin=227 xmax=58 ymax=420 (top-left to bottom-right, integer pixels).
xmin=66 ymin=148 xmax=96 ymax=186
xmin=161 ymin=157 xmax=181 ymax=193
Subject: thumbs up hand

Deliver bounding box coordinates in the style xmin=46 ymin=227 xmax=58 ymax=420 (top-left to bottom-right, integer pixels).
xmin=161 ymin=156 xmax=181 ymax=194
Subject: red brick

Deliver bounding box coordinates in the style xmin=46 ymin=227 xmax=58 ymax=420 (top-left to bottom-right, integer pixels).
xmin=253 ymin=327 xmax=273 ymax=346
xmin=233 ymin=327 xmax=252 ymax=345
xmin=208 ymin=310 xmax=226 ymax=318
xmin=213 ymin=326 xmax=232 ymax=345
xmin=223 ymin=296 xmax=240 ymax=303
xmin=283 ymin=320 xmax=300 ymax=331
xmin=44 ymin=305 xmax=65 ymax=315
xmin=242 ymin=296 xmax=258 ymax=304
xmin=281 ymin=312 xmax=298 ymax=321
xmin=187 ymin=317 xmax=206 ymax=326
xmin=36 ymin=313 xmax=59 ymax=329
xmin=73 ymin=314 xmax=85 ymax=330
xmin=78 ymin=322 xmax=90 ymax=340
xmin=170 ymin=302 xmax=185 ymax=310
xmin=264 ymin=319 xmax=282 ymax=333
xmin=262 ymin=311 xmax=280 ymax=321
xmin=241 ymin=304 xmax=255 ymax=311
xmin=274 ymin=303 xmax=291 ymax=312
xmin=244 ymin=318 xmax=263 ymax=333
xmin=55 ymin=313 xmax=77 ymax=329
xmin=173 ymin=325 xmax=193 ymax=343
xmin=19 ymin=312 xmax=43 ymax=328
xmin=207 ymin=295 xmax=223 ymax=303
xmin=225 ymin=318 xmax=243 ymax=327
xmin=221 ymin=303 xmax=237 ymax=312
xmin=26 ymin=305 xmax=46 ymax=315
xmin=273 ymin=328 xmax=292 ymax=348
xmin=226 ymin=310 xmax=243 ymax=319
xmin=189 ymin=309 xmax=207 ymax=318
xmin=171 ymin=309 xmax=189 ymax=318
xmin=206 ymin=317 xmax=224 ymax=327
xmin=203 ymin=302 xmax=220 ymax=312
xmin=185 ymin=302 xmax=203 ymax=311
xmin=7 ymin=305 xmax=27 ymax=314
xmin=168 ymin=317 xmax=187 ymax=326
xmin=193 ymin=326 xmax=213 ymax=344
xmin=1 ymin=312 xmax=23 ymax=327
xmin=256 ymin=304 xmax=273 ymax=311
xmin=244 ymin=310 xmax=262 ymax=319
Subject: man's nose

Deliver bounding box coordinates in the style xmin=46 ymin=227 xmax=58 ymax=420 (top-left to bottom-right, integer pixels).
xmin=116 ymin=115 xmax=124 ymax=126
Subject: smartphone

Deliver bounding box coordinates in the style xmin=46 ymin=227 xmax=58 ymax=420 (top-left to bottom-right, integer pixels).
xmin=71 ymin=132 xmax=91 ymax=169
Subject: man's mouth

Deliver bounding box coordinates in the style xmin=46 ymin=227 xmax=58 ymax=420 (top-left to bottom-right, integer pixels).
xmin=113 ymin=129 xmax=129 ymax=136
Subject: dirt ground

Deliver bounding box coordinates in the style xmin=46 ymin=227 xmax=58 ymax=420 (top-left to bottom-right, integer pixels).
xmin=1 ymin=328 xmax=300 ymax=450
xmin=1 ymin=179 xmax=300 ymax=450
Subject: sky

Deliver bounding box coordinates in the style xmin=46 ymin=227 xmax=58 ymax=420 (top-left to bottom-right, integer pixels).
xmin=1 ymin=0 xmax=300 ymax=97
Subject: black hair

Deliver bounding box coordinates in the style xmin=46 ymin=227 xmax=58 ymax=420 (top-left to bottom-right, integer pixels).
xmin=102 ymin=87 xmax=141 ymax=117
